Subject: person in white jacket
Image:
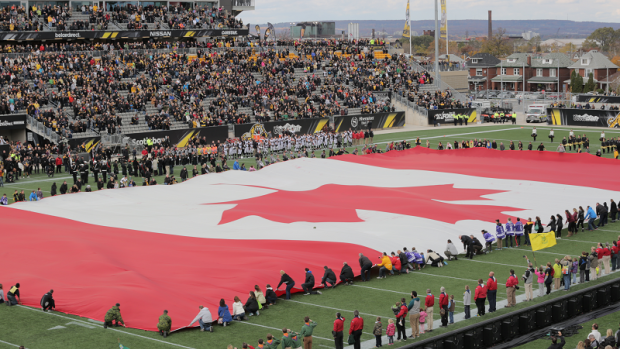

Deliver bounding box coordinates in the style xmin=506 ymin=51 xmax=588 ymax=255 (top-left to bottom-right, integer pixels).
xmin=188 ymin=305 xmax=213 ymax=332
xmin=231 ymin=296 xmax=245 ymax=321
xmin=444 ymin=240 xmax=459 ymax=261
xmin=463 ymin=285 xmax=472 ymax=319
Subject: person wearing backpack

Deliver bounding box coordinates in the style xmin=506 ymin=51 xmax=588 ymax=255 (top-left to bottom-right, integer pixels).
xmin=544 ymin=263 xmax=554 ymax=295
xmin=589 ymin=248 xmax=599 ymax=281
xmin=560 ymin=256 xmax=572 ymax=290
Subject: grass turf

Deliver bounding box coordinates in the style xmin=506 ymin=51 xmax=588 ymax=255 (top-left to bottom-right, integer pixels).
xmin=3 ymin=124 xmax=620 ymax=349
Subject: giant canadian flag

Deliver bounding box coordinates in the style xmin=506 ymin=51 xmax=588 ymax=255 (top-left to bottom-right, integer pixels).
xmin=3 ymin=147 xmax=619 ymax=330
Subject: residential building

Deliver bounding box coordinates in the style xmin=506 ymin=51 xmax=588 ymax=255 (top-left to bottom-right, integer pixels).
xmin=491 ymin=53 xmax=531 ymax=92
xmin=527 ymin=53 xmax=572 ymax=92
xmin=466 ymin=53 xmax=500 ymax=91
xmin=522 ymin=31 xmax=539 ymax=40
xmin=567 ymin=50 xmax=619 ymax=90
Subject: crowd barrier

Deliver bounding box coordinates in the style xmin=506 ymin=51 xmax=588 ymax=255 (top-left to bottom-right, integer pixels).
xmin=405 ymin=277 xmax=620 ymax=349
xmin=124 ymin=126 xmax=229 ymax=148
xmin=547 ymin=108 xmax=620 ymax=128
xmin=333 ymin=112 xmax=405 ymax=132
xmin=428 ymin=108 xmax=478 ymax=125
xmin=575 ymin=95 xmax=620 ymax=104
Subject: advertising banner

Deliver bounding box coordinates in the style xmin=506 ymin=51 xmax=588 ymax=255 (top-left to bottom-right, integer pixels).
xmin=126 ymin=126 xmax=229 ymax=147
xmin=0 ymin=114 xmax=27 ymax=130
xmin=234 ymin=118 xmax=329 ymax=140
xmin=67 ymin=137 xmax=101 ymax=153
xmin=0 ymin=28 xmax=249 ymax=41
xmin=334 ymin=112 xmax=405 ymax=132
xmin=575 ymin=95 xmax=620 ymax=104
xmin=427 ymin=109 xmax=477 ymax=124
xmin=547 ymin=108 xmax=620 ymax=128
xmin=440 ymin=0 xmax=447 ymax=38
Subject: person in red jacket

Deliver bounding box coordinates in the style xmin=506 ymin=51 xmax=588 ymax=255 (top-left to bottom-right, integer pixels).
xmin=474 ymin=279 xmax=487 ymax=317
xmin=612 ymin=241 xmax=619 ymax=272
xmin=390 ymin=252 xmax=402 ymax=275
xmin=439 ymin=287 xmax=449 ymax=327
xmin=602 ymin=243 xmax=612 ymax=275
xmin=349 ymin=311 xmax=364 ymax=349
xmin=505 ymin=270 xmax=519 ymax=307
xmin=395 ymin=298 xmax=408 ymax=341
xmin=333 ymin=313 xmax=345 ymax=349
xmin=486 ymin=272 xmax=498 ymax=313
xmin=424 ymin=289 xmax=435 ymax=332
xmin=55 ymin=156 xmax=63 ymax=174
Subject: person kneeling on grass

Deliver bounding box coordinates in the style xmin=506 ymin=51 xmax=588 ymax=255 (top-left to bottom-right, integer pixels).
xmin=157 ymin=309 xmax=171 ymax=338
xmin=189 ymin=305 xmax=213 ymax=332
xmin=40 ymin=289 xmax=55 ymax=311
xmin=244 ymin=291 xmax=260 ymax=316
xmin=217 ymin=299 xmax=233 ymax=326
xmin=103 ymin=303 xmax=125 ymax=328
xmin=232 ymin=296 xmax=246 ymax=321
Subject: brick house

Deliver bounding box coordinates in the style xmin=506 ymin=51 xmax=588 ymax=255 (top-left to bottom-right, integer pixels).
xmin=527 ymin=53 xmax=573 ymax=92
xmin=491 ymin=53 xmax=530 ymax=92
xmin=567 ymin=50 xmax=619 ymax=90
xmin=466 ymin=53 xmax=500 ymax=91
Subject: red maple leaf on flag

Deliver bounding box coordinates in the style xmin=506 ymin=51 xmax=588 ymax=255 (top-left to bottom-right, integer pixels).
xmin=209 ymin=184 xmax=524 ymax=225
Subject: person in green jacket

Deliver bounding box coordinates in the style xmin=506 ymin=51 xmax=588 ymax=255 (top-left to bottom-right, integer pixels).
xmin=281 ymin=327 xmax=300 ymax=349
xmin=157 ymin=310 xmax=172 ymax=338
xmin=263 ymin=334 xmax=280 ymax=349
xmin=300 ymin=317 xmax=317 ymax=349
xmin=103 ymin=303 xmax=125 ymax=328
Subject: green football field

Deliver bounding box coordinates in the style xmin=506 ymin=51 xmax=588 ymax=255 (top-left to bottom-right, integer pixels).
xmin=2 ymin=124 xmax=620 ymax=349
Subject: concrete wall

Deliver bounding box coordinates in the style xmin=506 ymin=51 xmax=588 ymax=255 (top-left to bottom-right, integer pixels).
xmin=393 ymin=100 xmax=428 ymax=126
xmin=431 ymin=70 xmax=469 ymax=93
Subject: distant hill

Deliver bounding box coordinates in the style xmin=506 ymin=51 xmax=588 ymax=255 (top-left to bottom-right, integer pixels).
xmin=260 ymin=20 xmax=620 ymax=39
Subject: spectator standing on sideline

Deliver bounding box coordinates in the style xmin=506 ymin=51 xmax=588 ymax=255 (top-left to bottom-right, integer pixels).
xmin=373 ymin=317 xmax=383 ymax=348
xmin=188 ymin=305 xmax=213 ymax=332
xmin=474 ymin=279 xmax=487 ymax=317
xmin=439 ymin=287 xmax=449 ymax=327
xmin=300 ymin=317 xmax=317 ymax=349
xmin=535 ymin=266 xmax=546 ymax=297
xmin=561 ymin=256 xmax=572 ymax=290
xmin=523 ymin=259 xmax=535 ymax=301
xmin=505 ymin=269 xmax=518 ymax=307
xmin=589 ymin=249 xmax=599 ymax=281
xmin=349 ymin=310 xmax=364 ymax=349
xmin=407 ymin=291 xmax=421 ymax=338
xmin=395 ymin=298 xmax=408 ymax=341
xmin=333 ymin=313 xmax=345 ymax=349
xmin=553 ymin=259 xmax=562 ymax=290
xmin=487 ymin=272 xmax=497 ymax=313
xmin=463 ymin=285 xmax=472 ymax=319
xmin=359 ymin=253 xmax=373 ymax=281
xmin=425 ymin=289 xmax=435 ymax=332
xmin=277 ymin=270 xmax=295 ymax=300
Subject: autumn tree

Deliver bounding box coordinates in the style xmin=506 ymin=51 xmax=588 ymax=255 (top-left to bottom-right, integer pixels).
xmin=480 ymin=28 xmax=511 ymax=57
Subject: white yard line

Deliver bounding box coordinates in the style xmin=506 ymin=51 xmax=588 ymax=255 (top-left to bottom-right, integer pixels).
xmin=284 ymin=299 xmax=387 ymax=318
xmin=17 ymin=305 xmax=197 ymax=349
xmin=460 ymin=258 xmax=524 ymax=268
xmin=0 ymin=339 xmax=24 ymax=348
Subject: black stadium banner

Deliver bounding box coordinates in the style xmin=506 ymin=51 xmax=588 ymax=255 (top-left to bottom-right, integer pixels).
xmin=67 ymin=137 xmax=101 ymax=153
xmin=234 ymin=118 xmax=330 ymax=140
xmin=334 ymin=112 xmax=405 ymax=132
xmin=126 ymin=126 xmax=228 ymax=148
xmin=0 ymin=114 xmax=27 ymax=130
xmin=547 ymin=108 xmax=620 ymax=128
xmin=0 ymin=28 xmax=249 ymax=42
xmin=426 ymin=108 xmax=478 ymax=125
xmin=575 ymin=94 xmax=620 ymax=104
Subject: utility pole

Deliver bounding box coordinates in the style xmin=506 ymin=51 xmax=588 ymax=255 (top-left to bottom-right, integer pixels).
xmin=434 ymin=0 xmax=440 ymax=87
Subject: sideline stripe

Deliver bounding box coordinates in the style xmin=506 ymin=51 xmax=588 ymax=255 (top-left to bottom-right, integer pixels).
xmin=507 ymin=247 xmax=567 ymax=256
xmin=460 ymin=258 xmax=523 ymax=268
xmin=561 ymin=238 xmax=602 ymax=245
xmin=284 ymin=299 xmax=387 ymax=318
xmin=17 ymin=305 xmax=197 ymax=349
xmin=0 ymin=339 xmax=23 ymax=348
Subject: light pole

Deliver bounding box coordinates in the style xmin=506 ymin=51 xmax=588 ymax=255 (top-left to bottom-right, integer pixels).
xmin=434 ymin=0 xmax=440 ymax=87
xmin=313 ymin=21 xmax=318 ymax=41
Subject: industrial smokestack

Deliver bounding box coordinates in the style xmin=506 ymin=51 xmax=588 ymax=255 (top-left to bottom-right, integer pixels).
xmin=488 ymin=11 xmax=492 ymax=40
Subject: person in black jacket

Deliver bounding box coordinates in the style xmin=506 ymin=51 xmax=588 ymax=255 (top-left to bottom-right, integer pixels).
xmin=40 ymin=289 xmax=55 ymax=311
xmin=340 ymin=262 xmax=354 ymax=285
xmin=321 ymin=266 xmax=337 ymax=289
xmin=276 ymin=270 xmax=295 ymax=300
xmin=60 ymin=181 xmax=68 ymax=195
xmin=180 ymin=167 xmax=188 ymax=182
xmin=301 ymin=268 xmax=322 ymax=295
xmin=265 ymin=284 xmax=277 ymax=305
xmin=459 ymin=235 xmax=474 ymax=259
xmin=610 ymin=199 xmax=618 ymax=222
xmin=547 ymin=332 xmax=565 ymax=349
xmin=359 ymin=253 xmax=373 ymax=281
xmin=470 ymin=236 xmax=484 ymax=256
xmin=243 ymin=291 xmax=259 ymax=316
xmin=50 ymin=182 xmax=57 ymax=196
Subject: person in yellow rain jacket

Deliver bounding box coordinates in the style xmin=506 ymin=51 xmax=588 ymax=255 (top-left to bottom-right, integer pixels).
xmin=376 ymin=252 xmax=393 ymax=279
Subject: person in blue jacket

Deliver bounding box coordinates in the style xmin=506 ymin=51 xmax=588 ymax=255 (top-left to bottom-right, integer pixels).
xmin=29 ymin=190 xmax=39 ymax=201
xmin=495 ymin=220 xmax=505 ymax=250
xmin=482 ymin=230 xmax=496 ymax=253
xmin=584 ymin=206 xmax=598 ymax=231
xmin=233 ymin=160 xmax=240 ymax=170
xmin=217 ymin=298 xmax=232 ymax=326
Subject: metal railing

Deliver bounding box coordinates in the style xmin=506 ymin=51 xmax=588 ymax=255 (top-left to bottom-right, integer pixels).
xmin=26 ymin=115 xmax=60 ymax=143
xmin=232 ymin=0 xmax=255 ymax=6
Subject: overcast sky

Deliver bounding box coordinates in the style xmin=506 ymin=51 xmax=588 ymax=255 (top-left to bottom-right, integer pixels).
xmin=241 ymin=0 xmax=620 ymax=24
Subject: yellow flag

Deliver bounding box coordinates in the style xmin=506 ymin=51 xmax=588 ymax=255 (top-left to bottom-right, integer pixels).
xmin=530 ymin=232 xmax=557 ymax=251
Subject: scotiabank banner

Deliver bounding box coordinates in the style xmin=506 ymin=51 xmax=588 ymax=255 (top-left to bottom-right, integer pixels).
xmin=427 ymin=108 xmax=478 ymax=125
xmin=234 ymin=118 xmax=329 ymax=140
xmin=547 ymin=108 xmax=620 ymax=128
xmin=575 ymin=95 xmax=620 ymax=104
xmin=0 ymin=114 xmax=27 ymax=130
xmin=333 ymin=112 xmax=405 ymax=132
xmin=0 ymin=28 xmax=248 ymax=41
xmin=126 ymin=126 xmax=228 ymax=147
